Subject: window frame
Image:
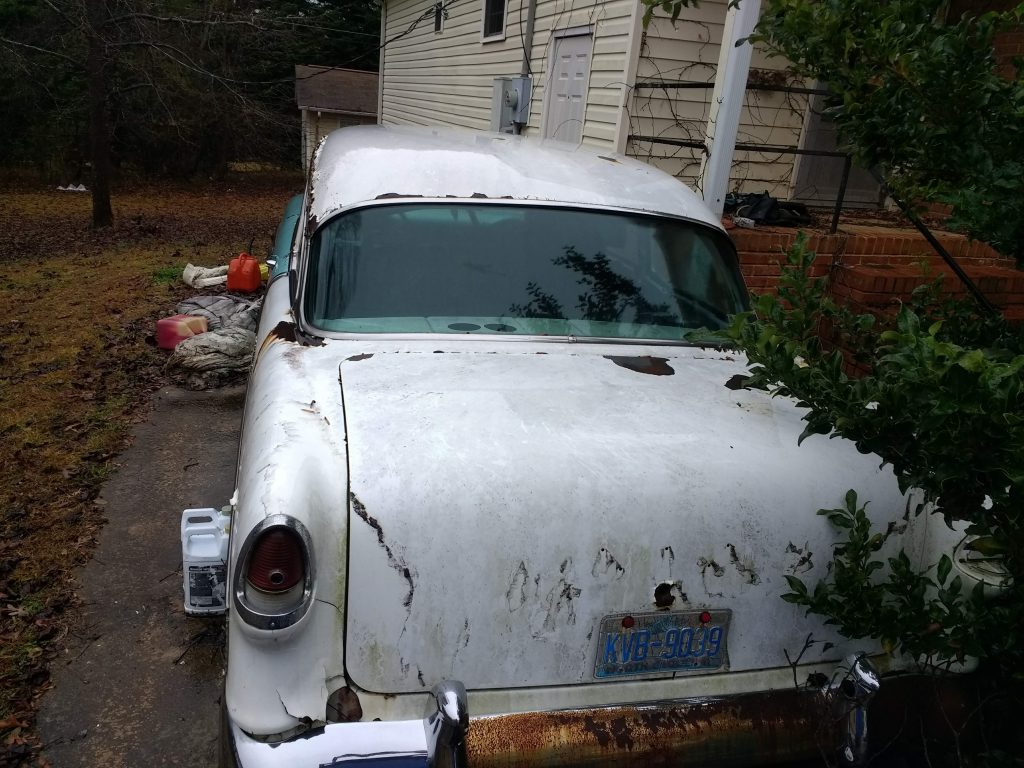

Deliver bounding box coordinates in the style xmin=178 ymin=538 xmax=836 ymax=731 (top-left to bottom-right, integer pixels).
xmin=481 ymin=0 xmax=507 ymax=41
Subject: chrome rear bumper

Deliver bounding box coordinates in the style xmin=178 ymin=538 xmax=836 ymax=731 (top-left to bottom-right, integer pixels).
xmin=229 ymin=659 xmax=881 ymax=767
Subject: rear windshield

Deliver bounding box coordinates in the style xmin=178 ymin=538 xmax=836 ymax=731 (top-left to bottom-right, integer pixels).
xmin=304 ymin=204 xmax=748 ymax=341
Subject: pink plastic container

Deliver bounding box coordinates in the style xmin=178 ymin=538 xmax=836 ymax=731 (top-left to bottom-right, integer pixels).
xmin=156 ymin=314 xmax=208 ymax=350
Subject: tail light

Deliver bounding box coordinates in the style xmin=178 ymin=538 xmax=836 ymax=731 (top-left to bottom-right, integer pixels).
xmin=234 ymin=516 xmax=315 ymax=630
xmin=247 ymin=528 xmax=304 ymax=592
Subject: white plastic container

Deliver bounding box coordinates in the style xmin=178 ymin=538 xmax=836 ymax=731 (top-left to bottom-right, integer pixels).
xmin=181 ymin=507 xmax=231 ymax=616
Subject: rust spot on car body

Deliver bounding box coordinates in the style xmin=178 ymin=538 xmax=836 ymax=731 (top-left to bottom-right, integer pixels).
xmin=350 ymin=493 xmax=415 ymax=609
xmin=258 ymin=321 xmax=325 ymax=360
xmin=256 ymin=321 xmax=294 ymax=359
xmin=698 ymin=557 xmax=725 ymax=578
xmin=270 ymin=320 xmax=297 ymax=343
xmin=506 ymin=561 xmax=529 ymax=611
xmin=785 ymin=541 xmax=815 ymax=574
xmin=727 ymin=543 xmax=761 ymax=585
xmin=466 ymin=689 xmax=824 ymax=767
xmin=325 ymin=686 xmax=363 ymax=723
xmin=604 ymin=356 xmax=674 ymax=376
xmin=591 ymin=548 xmax=625 ymax=579
xmin=653 ymin=582 xmax=676 ymax=608
xmin=725 ymin=374 xmax=750 ymax=390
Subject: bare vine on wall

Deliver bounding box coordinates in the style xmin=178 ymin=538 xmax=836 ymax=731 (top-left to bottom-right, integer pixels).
xmin=624 ymin=16 xmax=811 ymax=200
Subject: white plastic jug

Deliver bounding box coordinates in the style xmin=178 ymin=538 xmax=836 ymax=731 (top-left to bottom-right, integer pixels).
xmin=181 ymin=507 xmax=231 ymax=616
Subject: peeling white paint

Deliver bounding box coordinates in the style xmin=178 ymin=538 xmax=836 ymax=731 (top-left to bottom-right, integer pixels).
xmin=333 ymin=344 xmax=926 ymax=694
xmin=308 ymin=125 xmax=722 ymax=231
xmin=228 ymin=285 xmax=968 ymax=738
xmin=224 ymin=139 xmax=979 ymax=742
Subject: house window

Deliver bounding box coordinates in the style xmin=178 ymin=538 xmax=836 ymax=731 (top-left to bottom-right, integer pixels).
xmin=483 ymin=0 xmax=505 ymax=38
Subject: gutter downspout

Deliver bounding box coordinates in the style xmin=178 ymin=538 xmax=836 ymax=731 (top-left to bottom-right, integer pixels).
xmin=377 ymin=0 xmax=387 ymax=125
xmin=520 ymin=0 xmax=538 ymax=78
xmin=514 ymin=0 xmax=538 ymax=135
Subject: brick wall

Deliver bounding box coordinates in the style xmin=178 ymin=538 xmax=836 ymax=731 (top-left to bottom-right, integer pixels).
xmin=730 ymin=227 xmax=1024 ymax=321
xmin=948 ymin=0 xmax=1022 ymax=79
xmin=994 ymin=27 xmax=1024 ymax=78
xmin=828 ymin=263 xmax=1024 ymax=323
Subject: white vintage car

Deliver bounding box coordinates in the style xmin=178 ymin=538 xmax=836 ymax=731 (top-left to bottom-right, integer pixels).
xmin=218 ymin=125 xmax=963 ymax=767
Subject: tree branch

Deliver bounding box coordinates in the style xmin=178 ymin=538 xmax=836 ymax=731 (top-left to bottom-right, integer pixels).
xmin=0 ymin=35 xmax=82 ymax=66
xmin=104 ymin=11 xmax=259 ymax=29
xmin=112 ymin=81 xmax=155 ymax=96
xmin=39 ymin=0 xmax=83 ymax=30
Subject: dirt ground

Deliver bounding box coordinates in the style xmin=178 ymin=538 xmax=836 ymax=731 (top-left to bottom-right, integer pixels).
xmin=0 ymin=174 xmax=300 ymax=766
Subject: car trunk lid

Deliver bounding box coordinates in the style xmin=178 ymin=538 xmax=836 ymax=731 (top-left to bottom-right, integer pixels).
xmin=339 ymin=345 xmax=907 ymax=694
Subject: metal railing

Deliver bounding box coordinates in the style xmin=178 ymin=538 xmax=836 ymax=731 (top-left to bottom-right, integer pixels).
xmin=628 ymin=80 xmax=855 ymax=233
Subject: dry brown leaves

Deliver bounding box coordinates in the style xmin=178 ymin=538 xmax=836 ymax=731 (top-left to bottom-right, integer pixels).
xmin=0 ymin=172 xmax=301 ymax=766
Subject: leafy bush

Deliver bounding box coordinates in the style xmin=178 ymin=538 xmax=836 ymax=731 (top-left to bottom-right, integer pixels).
xmin=723 ymin=235 xmax=1024 ymax=671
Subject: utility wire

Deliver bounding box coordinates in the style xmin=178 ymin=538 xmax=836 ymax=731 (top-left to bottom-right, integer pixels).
xmin=15 ymin=0 xmax=462 ymax=88
xmin=226 ymin=0 xmax=465 ymax=84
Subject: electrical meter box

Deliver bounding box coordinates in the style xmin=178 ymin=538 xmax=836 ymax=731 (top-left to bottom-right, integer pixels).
xmin=491 ymin=76 xmax=532 ymax=133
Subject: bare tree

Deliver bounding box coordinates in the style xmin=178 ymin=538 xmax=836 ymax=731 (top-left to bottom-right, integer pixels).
xmin=86 ymin=0 xmax=112 ymax=226
xmin=0 ymin=0 xmax=379 ymax=228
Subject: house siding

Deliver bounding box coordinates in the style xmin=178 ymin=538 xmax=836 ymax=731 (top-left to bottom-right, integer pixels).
xmin=380 ymin=0 xmax=638 ymax=149
xmin=627 ymin=2 xmax=809 ymax=198
xmin=378 ymin=0 xmax=814 ymax=197
xmin=379 ymin=0 xmax=519 ymax=130
xmin=301 ymin=111 xmax=377 ymax=170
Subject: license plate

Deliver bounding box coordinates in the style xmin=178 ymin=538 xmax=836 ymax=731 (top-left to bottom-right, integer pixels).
xmin=593 ymin=609 xmax=731 ymax=679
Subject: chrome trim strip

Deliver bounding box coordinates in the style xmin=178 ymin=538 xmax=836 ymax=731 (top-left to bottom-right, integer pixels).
xmin=307 ymin=197 xmax=730 ymax=239
xmin=833 ymin=653 xmax=880 ymax=767
xmin=318 ymin=331 xmax=724 ymax=347
xmin=424 ymin=682 xmax=468 ymax=768
xmin=232 ymin=514 xmax=316 ymax=631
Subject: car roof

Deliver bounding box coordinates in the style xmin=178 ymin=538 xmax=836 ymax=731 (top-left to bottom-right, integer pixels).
xmin=307 ymin=124 xmax=723 ymax=231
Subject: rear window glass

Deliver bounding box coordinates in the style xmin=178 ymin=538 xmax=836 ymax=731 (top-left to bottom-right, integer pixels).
xmin=304 ymin=204 xmax=747 ymax=341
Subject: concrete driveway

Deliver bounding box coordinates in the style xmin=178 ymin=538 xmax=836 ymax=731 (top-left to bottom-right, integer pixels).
xmin=38 ymin=385 xmax=244 ymax=768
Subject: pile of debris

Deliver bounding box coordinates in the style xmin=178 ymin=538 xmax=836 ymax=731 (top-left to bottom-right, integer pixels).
xmin=725 ymin=191 xmax=813 ymax=228
xmin=156 ymin=258 xmax=265 ymax=390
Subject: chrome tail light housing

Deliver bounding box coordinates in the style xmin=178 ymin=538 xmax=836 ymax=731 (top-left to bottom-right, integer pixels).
xmin=233 ymin=514 xmax=315 ymax=630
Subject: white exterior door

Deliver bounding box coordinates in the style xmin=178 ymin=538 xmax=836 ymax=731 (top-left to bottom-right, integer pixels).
xmin=544 ymin=33 xmax=591 ymax=143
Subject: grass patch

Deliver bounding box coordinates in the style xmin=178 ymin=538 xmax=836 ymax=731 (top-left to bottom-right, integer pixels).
xmin=152 ymin=264 xmax=184 ymax=285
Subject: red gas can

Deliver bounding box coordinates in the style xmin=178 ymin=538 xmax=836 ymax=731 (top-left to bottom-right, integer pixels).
xmin=227 ymin=252 xmax=261 ymax=293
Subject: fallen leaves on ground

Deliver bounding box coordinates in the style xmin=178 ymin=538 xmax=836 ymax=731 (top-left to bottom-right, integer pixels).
xmin=0 ymin=172 xmax=300 ymax=767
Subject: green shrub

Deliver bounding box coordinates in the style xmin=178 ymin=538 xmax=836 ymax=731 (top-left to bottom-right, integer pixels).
xmin=723 ymin=234 xmax=1024 ymax=672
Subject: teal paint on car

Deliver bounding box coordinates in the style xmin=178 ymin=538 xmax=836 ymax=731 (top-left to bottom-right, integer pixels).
xmin=270 ymin=194 xmax=303 ymax=279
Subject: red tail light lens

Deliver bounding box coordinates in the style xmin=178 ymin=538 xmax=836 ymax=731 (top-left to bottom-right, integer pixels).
xmin=246 ymin=528 xmax=304 ymax=592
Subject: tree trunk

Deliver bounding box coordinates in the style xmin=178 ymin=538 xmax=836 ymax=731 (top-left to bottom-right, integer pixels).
xmin=86 ymin=0 xmax=113 ymax=229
